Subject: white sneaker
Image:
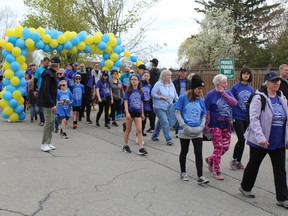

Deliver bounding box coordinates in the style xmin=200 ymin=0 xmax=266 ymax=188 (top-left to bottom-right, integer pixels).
xmin=41 ymin=144 xmax=51 ymax=152
xmin=48 ymin=144 xmax=56 ymax=150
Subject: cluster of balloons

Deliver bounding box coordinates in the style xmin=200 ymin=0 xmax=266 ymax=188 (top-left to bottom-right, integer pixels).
xmin=0 ymin=25 xmax=143 ymax=122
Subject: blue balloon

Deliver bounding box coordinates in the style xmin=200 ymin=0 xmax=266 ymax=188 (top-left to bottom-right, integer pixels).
xmin=17 ymin=86 xmax=25 ymax=95
xmin=113 ymin=45 xmax=122 ymax=54
xmin=10 ymin=62 xmax=20 ymax=71
xmin=56 ymin=44 xmax=64 ymax=52
xmin=2 ymin=91 xmax=12 ymax=100
xmin=23 ymin=28 xmax=32 ymax=38
xmin=130 ymin=56 xmax=137 ymax=63
xmin=71 ymin=36 xmax=80 ymax=46
xmin=111 ymin=66 xmax=118 ymax=71
xmin=50 ymin=30 xmax=59 ymax=39
xmin=32 ymin=32 xmax=41 ymax=42
xmin=114 ymin=60 xmax=122 ymax=67
xmin=3 ymin=78 xmax=10 ymax=86
xmin=45 ymin=29 xmax=51 ymax=35
xmin=103 ymin=52 xmax=110 ymax=60
xmin=8 ymin=36 xmax=18 ymax=45
xmin=78 ymin=31 xmax=87 ymax=41
xmin=21 ymin=49 xmax=28 ymax=57
xmin=100 ymin=60 xmax=105 ymax=67
xmin=15 ymin=70 xmax=24 ymax=79
xmin=19 ymin=112 xmax=26 ymax=121
xmin=20 ymin=78 xmax=26 ymax=86
xmin=6 ymin=54 xmax=16 ymax=63
xmin=1 ymin=112 xmax=9 ymax=119
xmin=6 ymin=85 xmax=16 ymax=92
xmin=64 ymin=41 xmax=73 ymax=50
xmin=43 ymin=44 xmax=51 ymax=52
xmin=9 ymin=99 xmax=18 ymax=108
xmin=16 ymin=38 xmax=26 ymax=49
xmin=116 ymin=38 xmax=122 ymax=45
xmin=2 ymin=49 xmax=11 ymax=58
xmin=15 ymin=105 xmax=24 ymax=114
xmin=36 ymin=40 xmax=45 ymax=49
xmin=84 ymin=45 xmax=91 ymax=53
xmin=102 ymin=34 xmax=110 ymax=43
xmin=98 ymin=42 xmax=107 ymax=50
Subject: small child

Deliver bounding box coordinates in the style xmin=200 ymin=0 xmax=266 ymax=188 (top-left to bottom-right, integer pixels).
xmin=28 ymin=78 xmax=39 ymax=122
xmin=122 ymin=75 xmax=147 ymax=155
xmin=57 ymin=80 xmax=73 ymax=139
xmin=141 ymin=71 xmax=152 ymax=137
xmin=71 ymin=74 xmax=85 ymax=129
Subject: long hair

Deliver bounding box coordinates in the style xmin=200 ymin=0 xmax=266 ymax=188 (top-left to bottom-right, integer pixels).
xmin=100 ymin=71 xmax=110 ymax=85
xmin=240 ymin=67 xmax=252 ymax=82
xmin=187 ymin=89 xmax=200 ymax=101
xmin=127 ymin=75 xmax=142 ymax=95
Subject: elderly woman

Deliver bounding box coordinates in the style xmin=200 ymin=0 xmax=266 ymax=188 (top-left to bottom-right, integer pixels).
xmin=204 ymin=74 xmax=237 ymax=180
xmin=240 ymin=71 xmax=288 ymax=208
xmin=151 ymin=69 xmax=178 ymax=145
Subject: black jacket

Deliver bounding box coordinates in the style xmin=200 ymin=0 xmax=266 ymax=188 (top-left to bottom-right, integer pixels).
xmin=173 ymin=78 xmax=191 ymax=96
xmin=149 ymin=68 xmax=160 ymax=87
xmin=279 ymin=78 xmax=288 ymax=99
xmin=39 ymin=68 xmax=58 ymax=108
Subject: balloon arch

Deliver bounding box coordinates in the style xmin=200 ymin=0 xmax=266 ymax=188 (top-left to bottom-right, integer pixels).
xmin=0 ymin=26 xmax=143 ymax=122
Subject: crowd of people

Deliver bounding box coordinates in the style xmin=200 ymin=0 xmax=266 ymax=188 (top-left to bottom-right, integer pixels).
xmin=1 ymin=57 xmax=288 ymax=209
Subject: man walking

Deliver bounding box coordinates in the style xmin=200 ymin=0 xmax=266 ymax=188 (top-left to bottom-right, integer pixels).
xmin=39 ymin=56 xmax=60 ymax=152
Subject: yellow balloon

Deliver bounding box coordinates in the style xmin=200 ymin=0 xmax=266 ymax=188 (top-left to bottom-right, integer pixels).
xmin=64 ymin=31 xmax=73 ymax=41
xmin=136 ymin=61 xmax=144 ymax=67
xmin=37 ymin=27 xmax=45 ymax=37
xmin=12 ymin=47 xmax=21 ymax=57
xmin=20 ymin=63 xmax=27 ymax=71
xmin=71 ymin=46 xmax=78 ymax=54
xmin=0 ymin=39 xmax=6 ymax=47
xmin=4 ymin=42 xmax=14 ymax=51
xmin=27 ymin=46 xmax=36 ymax=52
xmin=77 ymin=42 xmax=86 ymax=50
xmin=71 ymin=31 xmax=77 ymax=37
xmin=50 ymin=39 xmax=58 ymax=48
xmin=25 ymin=38 xmax=35 ymax=48
xmin=14 ymin=25 xmax=24 ymax=38
xmin=0 ymin=99 xmax=9 ymax=108
xmin=107 ymin=38 xmax=117 ymax=47
xmin=102 ymin=66 xmax=109 ymax=71
xmin=12 ymin=90 xmax=22 ymax=100
xmin=4 ymin=106 xmax=14 ymax=116
xmin=93 ymin=32 xmax=102 ymax=43
xmin=105 ymin=59 xmax=113 ymax=68
xmin=18 ymin=97 xmax=24 ymax=105
xmin=84 ymin=35 xmax=93 ymax=45
xmin=110 ymin=53 xmax=119 ymax=61
xmin=16 ymin=55 xmax=26 ymax=64
xmin=43 ymin=34 xmax=52 ymax=43
xmin=57 ymin=35 xmax=66 ymax=44
xmin=30 ymin=28 xmax=36 ymax=33
xmin=3 ymin=61 xmax=10 ymax=70
xmin=95 ymin=47 xmax=104 ymax=55
xmin=124 ymin=50 xmax=130 ymax=57
xmin=105 ymin=45 xmax=112 ymax=54
xmin=91 ymin=44 xmax=97 ymax=53
xmin=10 ymin=76 xmax=20 ymax=86
xmin=61 ymin=49 xmax=68 ymax=54
xmin=6 ymin=29 xmax=15 ymax=37
xmin=10 ymin=112 xmax=19 ymax=122
xmin=4 ymin=69 xmax=14 ymax=79
xmin=108 ymin=33 xmax=115 ymax=39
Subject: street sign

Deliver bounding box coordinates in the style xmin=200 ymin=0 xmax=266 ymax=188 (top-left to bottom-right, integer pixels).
xmin=220 ymin=58 xmax=235 ymax=80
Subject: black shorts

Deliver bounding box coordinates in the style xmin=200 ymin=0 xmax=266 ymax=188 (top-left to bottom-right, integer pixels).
xmin=129 ymin=111 xmax=141 ymax=118
xmin=73 ymin=106 xmax=81 ymax=112
xmin=60 ymin=116 xmax=69 ymax=120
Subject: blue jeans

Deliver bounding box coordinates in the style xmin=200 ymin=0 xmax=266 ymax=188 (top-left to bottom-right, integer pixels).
xmin=151 ymin=108 xmax=172 ymax=143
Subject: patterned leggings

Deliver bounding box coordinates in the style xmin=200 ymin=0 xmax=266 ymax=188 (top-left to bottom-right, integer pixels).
xmin=208 ymin=128 xmax=231 ymax=173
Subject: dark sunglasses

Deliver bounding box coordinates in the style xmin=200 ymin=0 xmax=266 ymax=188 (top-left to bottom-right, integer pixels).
xmin=75 ymin=78 xmax=81 ymax=80
xmin=103 ymin=74 xmax=108 ymax=76
xmin=60 ymin=84 xmax=67 ymax=87
xmin=57 ymin=73 xmax=63 ymax=75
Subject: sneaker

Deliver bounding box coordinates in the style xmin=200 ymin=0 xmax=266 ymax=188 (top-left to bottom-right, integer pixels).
xmin=138 ymin=148 xmax=148 ymax=155
xmin=96 ymin=122 xmax=100 ymax=127
xmin=54 ymin=128 xmax=59 ymax=133
xmin=62 ymin=132 xmax=69 ymax=139
xmin=147 ymin=128 xmax=154 ymax=133
xmin=104 ymin=124 xmax=111 ymax=129
xmin=112 ymin=121 xmax=118 ymax=127
xmin=180 ymin=172 xmax=189 ymax=181
xmin=86 ymin=120 xmax=93 ymax=124
xmin=230 ymin=159 xmax=237 ymax=170
xmin=205 ymin=157 xmax=213 ymax=172
xmin=41 ymin=144 xmax=50 ymax=152
xmin=175 ymin=132 xmax=179 ymax=138
xmin=239 ymin=186 xmax=255 ymax=198
xmin=48 ymin=144 xmax=56 ymax=150
xmin=39 ymin=122 xmax=44 ymax=126
xmin=276 ymin=200 xmax=288 ymax=208
xmin=197 ymin=176 xmax=209 ymax=184
xmin=122 ymin=122 xmax=126 ymax=132
xmin=152 ymin=137 xmax=159 ymax=141
xmin=166 ymin=140 xmax=173 ymax=146
xmin=236 ymin=162 xmax=245 ymax=170
xmin=213 ymin=171 xmax=224 ymax=180
xmin=122 ymin=145 xmax=131 ymax=153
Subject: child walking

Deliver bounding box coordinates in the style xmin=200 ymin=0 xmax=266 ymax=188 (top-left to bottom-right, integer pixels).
xmin=28 ymin=78 xmax=39 ymax=122
xmin=71 ymin=74 xmax=85 ymax=129
xmin=57 ymin=80 xmax=73 ymax=139
xmin=122 ymin=75 xmax=147 ymax=155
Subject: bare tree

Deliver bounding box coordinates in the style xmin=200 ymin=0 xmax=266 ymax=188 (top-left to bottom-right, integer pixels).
xmin=0 ymin=6 xmax=17 ymax=39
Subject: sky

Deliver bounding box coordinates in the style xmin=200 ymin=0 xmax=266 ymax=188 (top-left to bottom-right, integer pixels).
xmin=1 ymin=0 xmax=203 ymax=69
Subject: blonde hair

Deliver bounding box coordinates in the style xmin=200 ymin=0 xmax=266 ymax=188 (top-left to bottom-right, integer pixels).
xmin=279 ymin=64 xmax=288 ymax=71
xmin=159 ymin=69 xmax=172 ymax=82
xmin=59 ymin=80 xmax=67 ymax=86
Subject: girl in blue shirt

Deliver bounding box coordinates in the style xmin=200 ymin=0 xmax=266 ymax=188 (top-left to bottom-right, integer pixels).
xmin=122 ymin=75 xmax=147 ymax=155
xmin=141 ymin=71 xmax=152 ymax=136
xmin=230 ymin=68 xmax=254 ymax=170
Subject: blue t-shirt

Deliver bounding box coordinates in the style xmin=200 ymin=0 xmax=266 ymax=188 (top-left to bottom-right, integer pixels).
xmin=175 ymin=94 xmax=206 ymax=127
xmin=71 ymin=83 xmax=85 ymax=107
xmin=57 ymin=90 xmax=73 ymax=117
xmin=179 ymin=79 xmax=186 ymax=95
xmin=96 ymin=80 xmax=111 ymax=98
xmin=120 ymin=73 xmax=132 ymax=87
xmin=205 ymin=89 xmax=234 ymax=128
xmin=23 ymin=80 xmax=29 ymax=97
xmin=231 ymin=82 xmax=254 ymax=120
xmin=0 ymin=82 xmax=3 ymax=91
xmin=34 ymin=66 xmax=48 ymax=91
xmin=141 ymin=81 xmax=151 ymax=112
xmin=124 ymin=89 xmax=144 ymax=113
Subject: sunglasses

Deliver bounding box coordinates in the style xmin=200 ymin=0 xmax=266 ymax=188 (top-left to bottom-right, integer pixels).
xmin=57 ymin=73 xmax=63 ymax=75
xmin=60 ymin=84 xmax=66 ymax=87
xmin=103 ymin=74 xmax=108 ymax=76
xmin=75 ymin=78 xmax=81 ymax=80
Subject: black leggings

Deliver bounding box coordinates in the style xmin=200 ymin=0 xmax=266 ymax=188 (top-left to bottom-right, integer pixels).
xmin=179 ymin=138 xmax=203 ymax=177
xmin=232 ymin=119 xmax=249 ymax=162
xmin=96 ymin=100 xmax=110 ymax=124
xmin=110 ymin=98 xmax=121 ymax=121
xmin=80 ymin=94 xmax=92 ymax=121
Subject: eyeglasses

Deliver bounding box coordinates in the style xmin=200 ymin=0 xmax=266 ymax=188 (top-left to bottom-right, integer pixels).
xmin=75 ymin=78 xmax=81 ymax=80
xmin=103 ymin=74 xmax=108 ymax=76
xmin=57 ymin=73 xmax=63 ymax=75
xmin=60 ymin=84 xmax=66 ymax=87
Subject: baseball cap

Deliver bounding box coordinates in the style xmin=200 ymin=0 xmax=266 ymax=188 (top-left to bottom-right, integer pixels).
xmin=51 ymin=56 xmax=60 ymax=64
xmin=264 ymin=71 xmax=280 ymax=82
xmin=138 ymin=64 xmax=147 ymax=70
xmin=179 ymin=67 xmax=187 ymax=72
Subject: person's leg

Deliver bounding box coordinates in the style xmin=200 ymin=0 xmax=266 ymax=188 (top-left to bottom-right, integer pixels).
xmin=42 ymin=107 xmax=54 ymax=144
xmin=221 ymin=129 xmax=231 ymax=156
xmin=104 ymin=100 xmax=109 ymax=125
xmin=148 ymin=99 xmax=155 ymax=131
xmin=232 ymin=120 xmax=247 ymax=164
xmin=96 ymin=102 xmax=104 ymax=124
xmin=192 ymin=138 xmax=203 ymax=178
xmin=30 ymin=105 xmax=35 ymax=122
xmin=86 ymin=96 xmax=92 ymax=122
xmin=269 ymin=147 xmax=288 ymax=201
xmin=80 ymin=96 xmax=87 ymax=120
xmin=111 ymin=99 xmax=116 ymax=121
xmin=241 ymin=146 xmax=266 ymax=191
xmin=134 ymin=117 xmax=144 ymax=147
xmin=179 ymin=138 xmax=190 ymax=173
xmin=124 ymin=118 xmax=133 ymax=145
xmin=38 ymin=105 xmax=45 ymax=124
xmin=210 ymin=128 xmax=223 ymax=173
xmin=54 ymin=113 xmax=59 ymax=132
xmin=153 ymin=108 xmax=172 ymax=144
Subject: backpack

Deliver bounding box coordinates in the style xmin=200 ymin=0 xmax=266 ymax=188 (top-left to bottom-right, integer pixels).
xmin=245 ymin=93 xmax=266 ymax=122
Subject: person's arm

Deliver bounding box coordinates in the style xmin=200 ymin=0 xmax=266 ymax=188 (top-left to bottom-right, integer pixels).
xmin=96 ymin=88 xmax=101 ymax=102
xmin=221 ymin=91 xmax=237 ymax=107
xmin=124 ymin=99 xmax=131 ymax=120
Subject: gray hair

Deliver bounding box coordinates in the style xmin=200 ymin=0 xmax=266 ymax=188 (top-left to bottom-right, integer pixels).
xmin=58 ymin=68 xmax=65 ymax=74
xmin=159 ymin=69 xmax=172 ymax=82
xmin=262 ymin=80 xmax=280 ymax=86
xmin=213 ymin=74 xmax=227 ymax=86
xmin=187 ymin=73 xmax=195 ymax=80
